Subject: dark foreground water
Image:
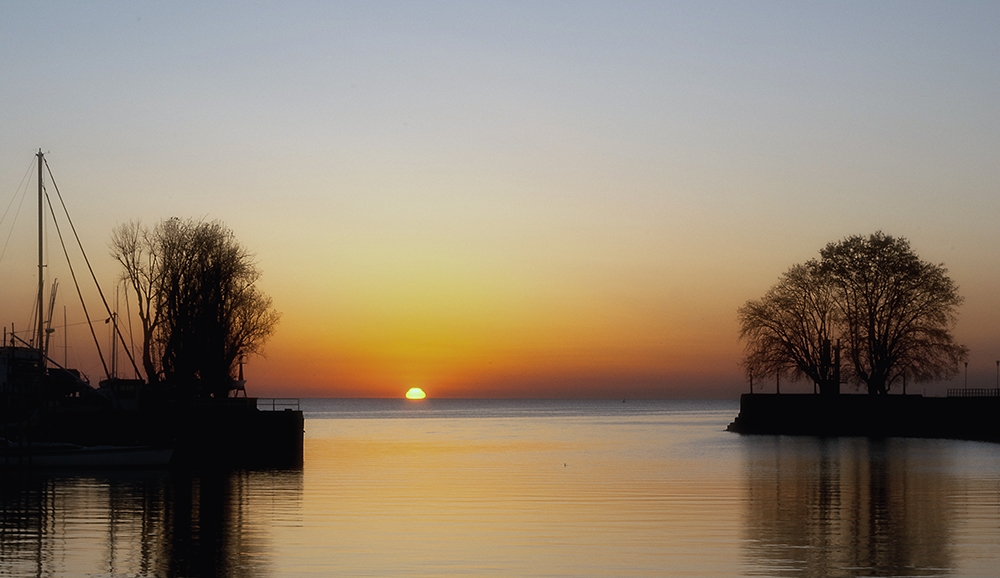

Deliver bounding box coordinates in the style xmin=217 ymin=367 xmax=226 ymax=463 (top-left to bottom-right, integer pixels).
xmin=2 ymin=399 xmax=1000 ymax=577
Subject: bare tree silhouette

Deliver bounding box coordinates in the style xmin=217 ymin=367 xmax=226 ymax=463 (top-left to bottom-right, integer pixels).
xmin=739 ymin=233 xmax=966 ymax=394
xmin=111 ymin=218 xmax=280 ymax=397
xmin=820 ymin=232 xmax=966 ymax=394
xmin=739 ymin=261 xmax=840 ymax=393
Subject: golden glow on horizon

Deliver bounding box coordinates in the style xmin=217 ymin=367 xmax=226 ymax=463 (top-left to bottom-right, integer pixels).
xmin=405 ymin=387 xmax=427 ymax=400
xmin=247 ymin=297 xmax=745 ymax=398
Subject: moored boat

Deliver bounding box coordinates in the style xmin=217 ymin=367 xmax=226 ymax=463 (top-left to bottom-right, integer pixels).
xmin=0 ymin=439 xmax=173 ymax=468
xmin=1 ymin=150 xmax=303 ymax=469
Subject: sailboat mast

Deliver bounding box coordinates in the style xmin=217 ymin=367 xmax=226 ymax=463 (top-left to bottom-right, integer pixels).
xmin=36 ymin=149 xmax=44 ymax=353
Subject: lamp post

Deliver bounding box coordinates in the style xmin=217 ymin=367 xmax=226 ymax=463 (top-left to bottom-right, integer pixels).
xmin=964 ymin=361 xmax=969 ymax=392
xmin=995 ymin=360 xmax=998 ymax=392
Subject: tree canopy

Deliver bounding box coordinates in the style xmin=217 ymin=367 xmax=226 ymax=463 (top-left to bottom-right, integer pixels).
xmin=738 ymin=261 xmax=840 ymax=393
xmin=738 ymin=232 xmax=966 ymax=394
xmin=111 ymin=218 xmax=280 ymax=398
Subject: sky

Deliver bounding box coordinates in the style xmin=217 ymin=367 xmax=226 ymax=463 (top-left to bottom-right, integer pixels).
xmin=1 ymin=2 xmax=999 ymax=398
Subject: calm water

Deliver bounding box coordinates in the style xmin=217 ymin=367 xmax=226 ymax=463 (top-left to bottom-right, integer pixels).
xmin=2 ymin=399 xmax=1000 ymax=577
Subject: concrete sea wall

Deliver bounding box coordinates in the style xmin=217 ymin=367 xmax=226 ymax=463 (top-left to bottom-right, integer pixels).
xmin=728 ymin=393 xmax=1000 ymax=442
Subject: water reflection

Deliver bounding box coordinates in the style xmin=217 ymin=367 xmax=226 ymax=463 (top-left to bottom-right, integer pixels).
xmin=742 ymin=436 xmax=953 ymax=577
xmin=0 ymin=467 xmax=302 ymax=577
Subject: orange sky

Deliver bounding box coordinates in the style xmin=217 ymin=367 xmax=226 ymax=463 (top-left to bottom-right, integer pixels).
xmin=2 ymin=4 xmax=1000 ymax=398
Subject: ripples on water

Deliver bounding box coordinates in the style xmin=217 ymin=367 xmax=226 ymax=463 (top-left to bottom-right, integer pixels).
xmin=2 ymin=399 xmax=1000 ymax=577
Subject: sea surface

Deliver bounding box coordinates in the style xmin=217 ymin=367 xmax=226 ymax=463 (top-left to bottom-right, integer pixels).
xmin=2 ymin=398 xmax=1000 ymax=577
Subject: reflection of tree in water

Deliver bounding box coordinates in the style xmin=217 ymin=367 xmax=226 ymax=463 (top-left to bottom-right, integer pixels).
xmin=742 ymin=437 xmax=953 ymax=577
xmin=0 ymin=468 xmax=302 ymax=577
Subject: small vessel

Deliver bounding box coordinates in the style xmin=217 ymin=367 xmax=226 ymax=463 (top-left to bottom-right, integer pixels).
xmin=0 ymin=151 xmax=169 ymax=468
xmin=2 ymin=150 xmax=303 ymax=469
xmin=0 ymin=439 xmax=173 ymax=468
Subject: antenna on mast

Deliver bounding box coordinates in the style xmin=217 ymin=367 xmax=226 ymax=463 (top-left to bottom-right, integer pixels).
xmin=36 ymin=149 xmax=44 ymax=355
xmin=44 ymin=279 xmax=59 ymax=359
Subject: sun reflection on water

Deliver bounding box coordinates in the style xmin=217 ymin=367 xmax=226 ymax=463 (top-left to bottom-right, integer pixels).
xmin=3 ymin=401 xmax=1000 ymax=577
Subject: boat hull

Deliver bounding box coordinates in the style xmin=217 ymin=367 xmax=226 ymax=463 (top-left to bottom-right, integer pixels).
xmin=1 ymin=444 xmax=174 ymax=468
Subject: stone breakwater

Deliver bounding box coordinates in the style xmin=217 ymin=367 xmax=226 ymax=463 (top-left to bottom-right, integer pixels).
xmin=728 ymin=393 xmax=1000 ymax=442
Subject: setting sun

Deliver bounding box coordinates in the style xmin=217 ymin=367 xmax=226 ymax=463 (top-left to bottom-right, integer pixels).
xmin=405 ymin=387 xmax=427 ymax=400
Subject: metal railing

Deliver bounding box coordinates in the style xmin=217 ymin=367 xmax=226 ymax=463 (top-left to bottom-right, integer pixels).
xmin=947 ymin=388 xmax=1000 ymax=398
xmin=256 ymin=398 xmax=301 ymax=411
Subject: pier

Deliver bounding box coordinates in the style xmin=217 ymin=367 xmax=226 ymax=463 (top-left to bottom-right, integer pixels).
xmin=728 ymin=393 xmax=1000 ymax=442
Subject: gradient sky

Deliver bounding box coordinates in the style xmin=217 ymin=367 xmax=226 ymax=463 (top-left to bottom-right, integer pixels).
xmin=2 ymin=2 xmax=999 ymax=398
